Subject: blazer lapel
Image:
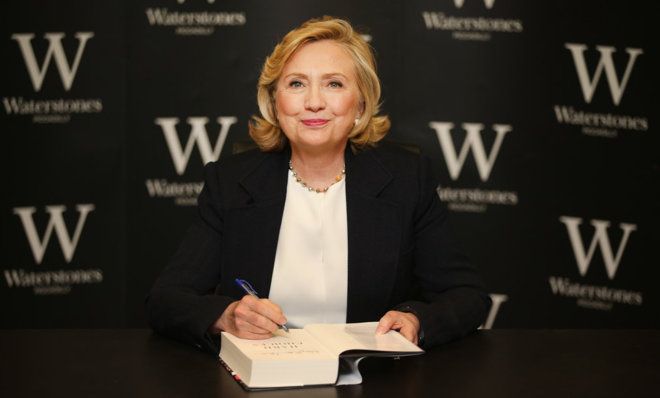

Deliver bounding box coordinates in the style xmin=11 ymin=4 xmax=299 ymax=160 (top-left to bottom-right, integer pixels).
xmin=228 ymin=149 xmax=289 ymax=297
xmin=345 ymin=147 xmax=402 ymax=322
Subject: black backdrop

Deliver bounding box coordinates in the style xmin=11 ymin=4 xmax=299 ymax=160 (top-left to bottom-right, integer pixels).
xmin=1 ymin=0 xmax=658 ymax=329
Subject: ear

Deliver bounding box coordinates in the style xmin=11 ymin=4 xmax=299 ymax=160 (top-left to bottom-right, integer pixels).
xmin=358 ymin=100 xmax=365 ymax=117
xmin=271 ymin=92 xmax=278 ymax=118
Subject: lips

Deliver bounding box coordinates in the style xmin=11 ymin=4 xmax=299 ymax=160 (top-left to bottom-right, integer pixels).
xmin=301 ymin=119 xmax=329 ymax=127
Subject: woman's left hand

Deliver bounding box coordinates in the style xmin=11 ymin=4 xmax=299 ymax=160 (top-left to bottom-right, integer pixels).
xmin=375 ymin=310 xmax=421 ymax=345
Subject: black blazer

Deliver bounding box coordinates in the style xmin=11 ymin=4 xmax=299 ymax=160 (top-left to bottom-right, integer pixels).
xmin=146 ymin=143 xmax=490 ymax=353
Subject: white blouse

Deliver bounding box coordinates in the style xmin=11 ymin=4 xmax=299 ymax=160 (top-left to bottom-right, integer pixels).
xmin=268 ymin=169 xmax=348 ymax=328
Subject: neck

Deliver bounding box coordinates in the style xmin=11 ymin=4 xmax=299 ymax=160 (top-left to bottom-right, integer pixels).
xmin=289 ymin=142 xmax=346 ymax=189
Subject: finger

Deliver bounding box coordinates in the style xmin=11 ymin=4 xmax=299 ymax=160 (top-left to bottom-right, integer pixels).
xmin=396 ymin=313 xmax=420 ymax=344
xmin=235 ymin=315 xmax=279 ymax=334
xmin=253 ymin=298 xmax=287 ymax=326
xmin=376 ymin=311 xmax=397 ymax=335
xmin=398 ymin=323 xmax=418 ymax=344
xmin=241 ymin=297 xmax=287 ymax=327
xmin=233 ymin=329 xmax=274 ymax=340
xmin=234 ymin=302 xmax=281 ymax=333
xmin=238 ymin=294 xmax=260 ymax=307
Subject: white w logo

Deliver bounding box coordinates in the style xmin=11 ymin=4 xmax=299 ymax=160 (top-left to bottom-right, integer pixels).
xmin=11 ymin=32 xmax=94 ymax=92
xmin=13 ymin=204 xmax=95 ymax=265
xmin=480 ymin=293 xmax=508 ymax=330
xmin=559 ymin=216 xmax=636 ymax=280
xmin=429 ymin=122 xmax=511 ymax=181
xmin=156 ymin=116 xmax=238 ymax=175
xmin=453 ymin=0 xmax=496 ymax=9
xmin=565 ymin=43 xmax=643 ymax=106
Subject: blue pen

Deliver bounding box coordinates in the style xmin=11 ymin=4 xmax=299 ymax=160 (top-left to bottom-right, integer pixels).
xmin=234 ymin=278 xmax=289 ymax=332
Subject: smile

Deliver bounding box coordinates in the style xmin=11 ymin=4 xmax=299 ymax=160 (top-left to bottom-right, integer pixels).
xmin=301 ymin=119 xmax=329 ymax=127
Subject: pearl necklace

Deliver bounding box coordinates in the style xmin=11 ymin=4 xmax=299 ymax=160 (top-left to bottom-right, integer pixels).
xmin=288 ymin=160 xmax=346 ymax=193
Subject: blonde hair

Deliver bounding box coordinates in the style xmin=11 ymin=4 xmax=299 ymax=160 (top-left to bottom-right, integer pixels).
xmin=249 ymin=16 xmax=390 ymax=152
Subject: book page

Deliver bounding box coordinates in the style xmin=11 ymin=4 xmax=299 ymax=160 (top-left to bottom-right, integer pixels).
xmin=220 ymin=330 xmax=340 ymax=388
xmin=221 ymin=329 xmax=335 ymax=361
xmin=304 ymin=322 xmax=423 ymax=357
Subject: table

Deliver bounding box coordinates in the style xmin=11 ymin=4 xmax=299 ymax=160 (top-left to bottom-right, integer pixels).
xmin=1 ymin=329 xmax=659 ymax=397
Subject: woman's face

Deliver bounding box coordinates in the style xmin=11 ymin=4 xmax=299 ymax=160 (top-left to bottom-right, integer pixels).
xmin=275 ymin=40 xmax=362 ymax=154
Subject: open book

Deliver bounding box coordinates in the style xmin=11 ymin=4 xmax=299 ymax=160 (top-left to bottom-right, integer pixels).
xmin=219 ymin=322 xmax=424 ymax=390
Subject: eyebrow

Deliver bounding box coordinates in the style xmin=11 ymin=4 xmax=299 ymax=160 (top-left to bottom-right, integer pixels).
xmin=283 ymin=72 xmax=348 ymax=80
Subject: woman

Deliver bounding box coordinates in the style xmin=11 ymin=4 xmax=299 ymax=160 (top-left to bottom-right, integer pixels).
xmin=147 ymin=17 xmax=490 ymax=354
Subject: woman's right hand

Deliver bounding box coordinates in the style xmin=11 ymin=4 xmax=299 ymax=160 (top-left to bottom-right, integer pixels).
xmin=210 ymin=295 xmax=287 ymax=339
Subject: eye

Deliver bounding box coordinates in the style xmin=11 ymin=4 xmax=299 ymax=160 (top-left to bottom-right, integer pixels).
xmin=289 ymin=80 xmax=304 ymax=88
xmin=328 ymin=81 xmax=343 ymax=88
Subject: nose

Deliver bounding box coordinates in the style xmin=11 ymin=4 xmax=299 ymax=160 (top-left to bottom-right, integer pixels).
xmin=304 ymin=84 xmax=325 ymax=112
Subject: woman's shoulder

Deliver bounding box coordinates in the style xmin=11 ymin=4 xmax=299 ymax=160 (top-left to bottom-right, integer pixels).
xmin=359 ymin=141 xmax=438 ymax=191
xmin=361 ymin=140 xmax=426 ymax=171
xmin=206 ymin=146 xmax=284 ymax=176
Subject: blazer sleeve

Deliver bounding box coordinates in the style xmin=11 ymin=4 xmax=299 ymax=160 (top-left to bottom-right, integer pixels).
xmin=395 ymin=155 xmax=491 ymax=348
xmin=146 ymin=162 xmax=232 ymax=354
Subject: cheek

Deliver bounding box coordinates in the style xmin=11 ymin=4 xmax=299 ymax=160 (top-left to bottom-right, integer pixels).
xmin=275 ymin=92 xmax=301 ymax=117
xmin=329 ymin=93 xmax=360 ymax=116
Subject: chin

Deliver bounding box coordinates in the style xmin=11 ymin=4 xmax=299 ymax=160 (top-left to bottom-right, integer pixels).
xmin=297 ymin=138 xmax=345 ymax=152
